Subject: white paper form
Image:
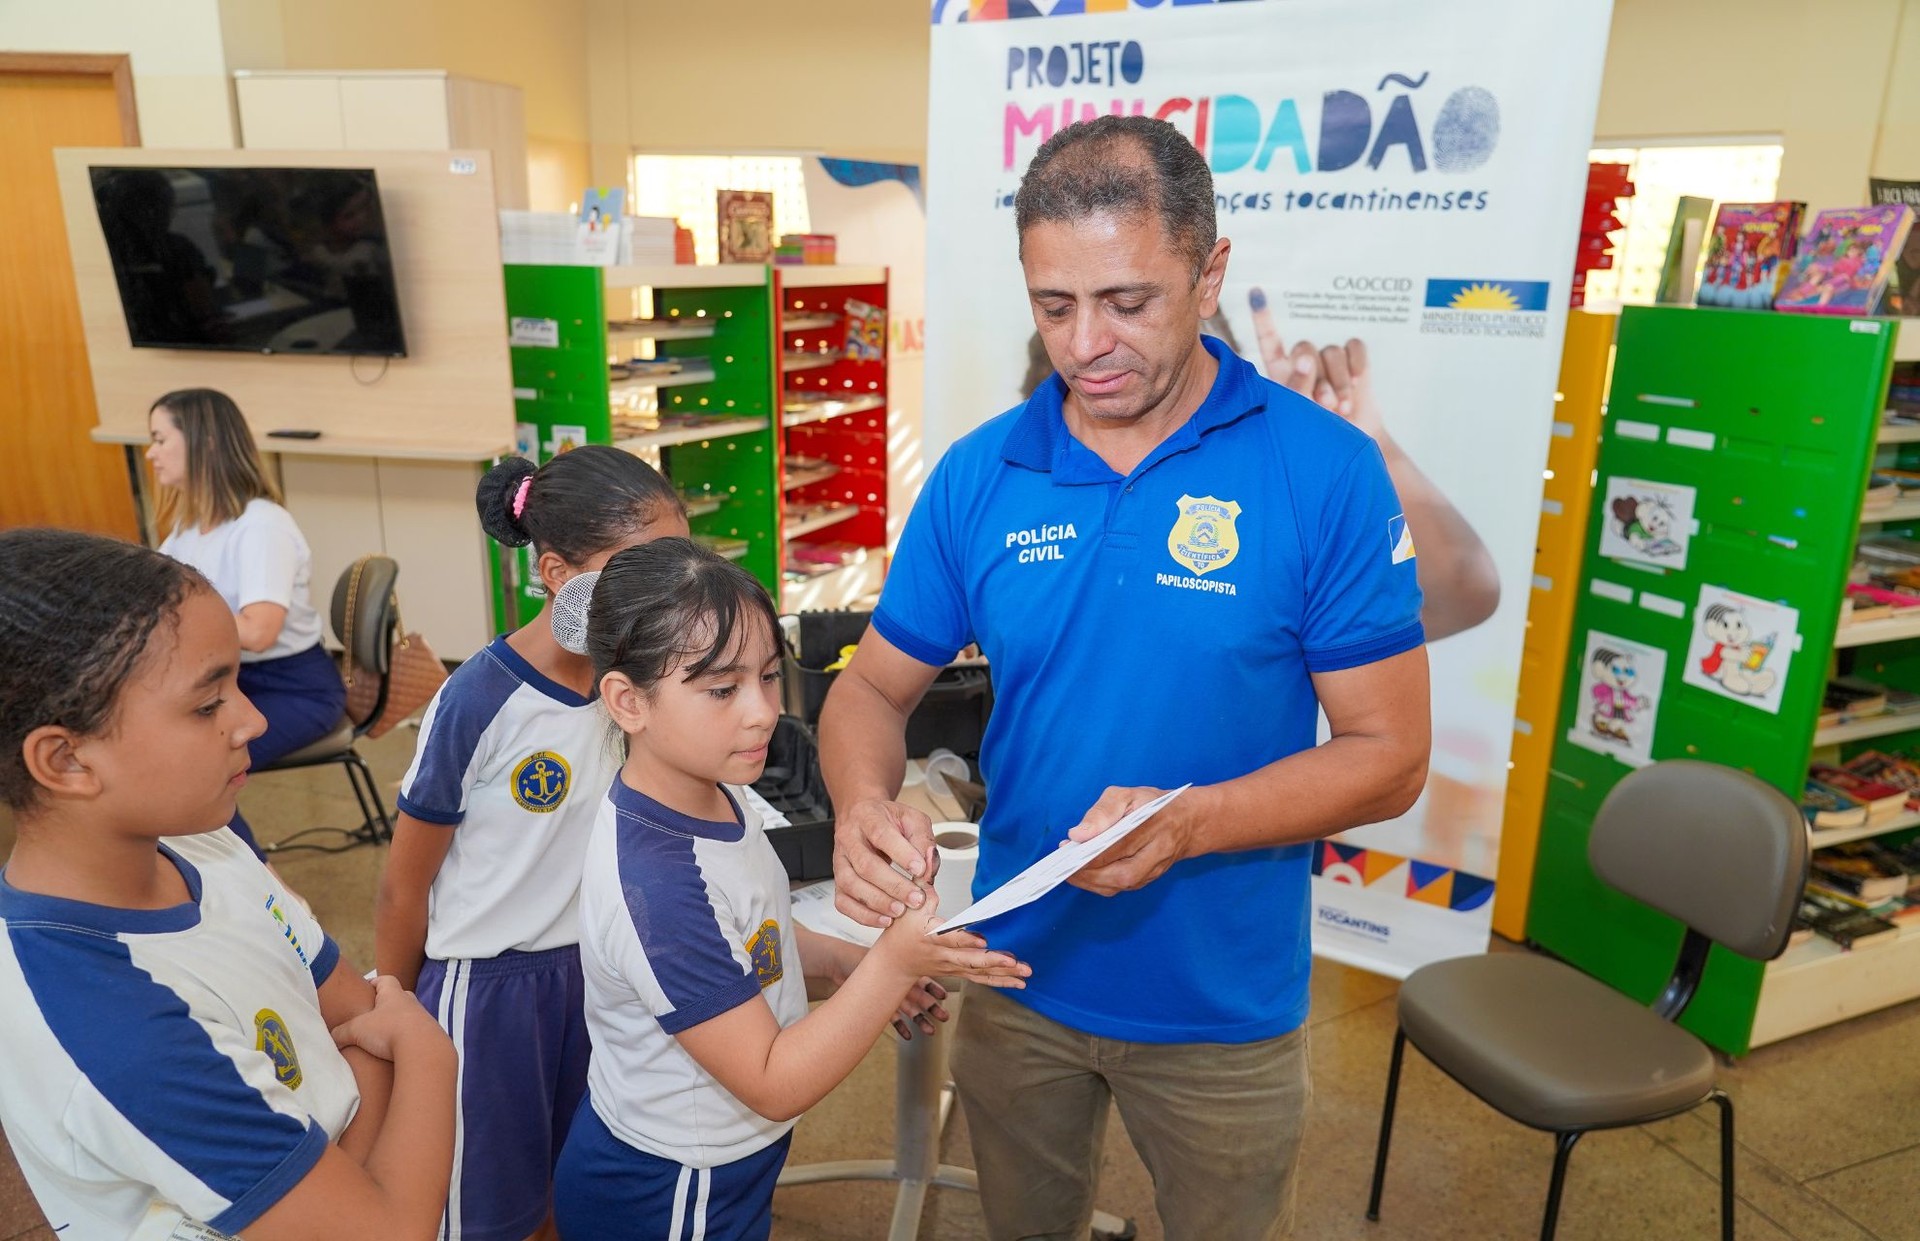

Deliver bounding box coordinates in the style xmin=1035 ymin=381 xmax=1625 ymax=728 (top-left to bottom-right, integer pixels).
xmin=933 ymin=786 xmax=1191 ymax=933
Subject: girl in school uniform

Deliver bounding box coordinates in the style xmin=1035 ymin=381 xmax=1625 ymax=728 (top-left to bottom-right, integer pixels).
xmin=0 ymin=528 xmax=455 ymax=1241
xmin=148 ymin=387 xmax=346 ymax=855
xmin=375 ymin=446 xmax=688 ymax=1241
xmin=552 ymin=538 xmax=1031 ymax=1241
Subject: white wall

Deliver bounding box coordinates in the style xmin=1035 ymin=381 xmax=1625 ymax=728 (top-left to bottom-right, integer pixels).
xmin=1596 ymin=0 xmax=1912 ymax=211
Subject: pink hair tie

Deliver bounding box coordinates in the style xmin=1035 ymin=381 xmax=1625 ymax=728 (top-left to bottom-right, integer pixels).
xmin=512 ymin=477 xmax=533 ymax=521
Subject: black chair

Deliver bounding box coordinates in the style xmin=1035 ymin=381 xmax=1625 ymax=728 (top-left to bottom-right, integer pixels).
xmin=255 ymin=556 xmax=399 ymax=852
xmin=1366 ymin=760 xmax=1808 ymax=1241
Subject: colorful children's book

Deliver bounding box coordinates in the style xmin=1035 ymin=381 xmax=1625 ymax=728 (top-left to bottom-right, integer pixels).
xmin=1868 ymin=179 xmax=1920 ymax=314
xmin=1655 ymin=196 xmax=1715 ymax=305
xmin=1776 ymin=204 xmax=1915 ymax=316
xmin=716 ymin=190 xmax=774 ymax=263
xmin=1697 ymin=202 xmax=1804 ymax=309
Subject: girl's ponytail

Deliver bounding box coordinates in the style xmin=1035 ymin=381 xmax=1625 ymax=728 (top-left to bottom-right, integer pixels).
xmin=474 ymin=447 xmax=680 ymax=562
xmin=476 ymin=456 xmax=538 ymax=548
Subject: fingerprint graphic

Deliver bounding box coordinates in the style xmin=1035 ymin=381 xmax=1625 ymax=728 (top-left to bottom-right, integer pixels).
xmin=1432 ymin=86 xmax=1500 ymax=172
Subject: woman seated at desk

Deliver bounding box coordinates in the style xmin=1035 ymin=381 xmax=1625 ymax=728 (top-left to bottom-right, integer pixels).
xmin=147 ymin=387 xmax=345 ymax=855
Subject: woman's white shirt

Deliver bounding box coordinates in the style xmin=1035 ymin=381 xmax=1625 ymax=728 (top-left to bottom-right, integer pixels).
xmin=160 ymin=499 xmax=323 ymax=662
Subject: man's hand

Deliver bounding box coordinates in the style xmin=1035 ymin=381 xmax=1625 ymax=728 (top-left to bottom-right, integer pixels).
xmin=1064 ymin=785 xmax=1207 ymax=897
xmin=832 ymin=797 xmax=937 ymax=927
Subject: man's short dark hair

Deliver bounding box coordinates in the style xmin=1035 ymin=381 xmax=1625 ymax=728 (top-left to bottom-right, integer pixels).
xmin=1014 ymin=116 xmax=1217 ymax=282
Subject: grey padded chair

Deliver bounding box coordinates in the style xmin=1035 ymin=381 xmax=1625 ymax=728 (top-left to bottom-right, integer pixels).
xmin=1366 ymin=760 xmax=1808 ymax=1241
xmin=253 ymin=556 xmax=399 ymax=851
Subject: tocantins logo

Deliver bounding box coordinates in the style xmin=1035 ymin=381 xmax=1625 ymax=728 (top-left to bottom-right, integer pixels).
xmin=745 ymin=920 xmax=784 ymax=989
xmin=1167 ymin=495 xmax=1242 ymax=576
xmin=511 ymin=751 xmax=572 ymax=813
xmin=254 ymin=1009 xmax=302 ymax=1089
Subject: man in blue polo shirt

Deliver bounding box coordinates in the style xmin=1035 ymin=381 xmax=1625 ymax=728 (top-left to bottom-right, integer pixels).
xmin=821 ymin=115 xmax=1430 ymax=1240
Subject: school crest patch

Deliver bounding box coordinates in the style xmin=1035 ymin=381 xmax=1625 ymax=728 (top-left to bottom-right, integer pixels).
xmin=254 ymin=1009 xmax=302 ymax=1089
xmin=745 ymin=920 xmax=784 ymax=989
xmin=511 ymin=751 xmax=572 ymax=813
xmin=1167 ymin=495 xmax=1242 ymax=577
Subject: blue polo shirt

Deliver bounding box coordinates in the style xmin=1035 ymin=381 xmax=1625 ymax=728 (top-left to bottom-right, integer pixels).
xmin=873 ymin=335 xmax=1424 ymax=1043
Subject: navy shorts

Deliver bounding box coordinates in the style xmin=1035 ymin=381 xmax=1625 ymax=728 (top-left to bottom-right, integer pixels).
xmin=553 ymin=1095 xmax=792 ymax=1241
xmin=417 ymin=944 xmax=591 ymax=1241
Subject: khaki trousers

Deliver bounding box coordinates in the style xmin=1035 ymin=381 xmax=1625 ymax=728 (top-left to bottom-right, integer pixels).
xmin=951 ymin=986 xmax=1310 ymax=1241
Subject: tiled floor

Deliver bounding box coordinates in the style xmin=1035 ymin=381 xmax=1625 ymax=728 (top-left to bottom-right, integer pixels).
xmin=2 ymin=729 xmax=1916 ymax=1240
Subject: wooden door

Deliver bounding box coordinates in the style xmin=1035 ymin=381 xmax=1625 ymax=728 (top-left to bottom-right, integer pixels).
xmin=0 ymin=56 xmax=139 ymax=537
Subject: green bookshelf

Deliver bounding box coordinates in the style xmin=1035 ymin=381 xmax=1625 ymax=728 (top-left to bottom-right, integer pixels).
xmin=1528 ymin=304 xmax=1911 ymax=1055
xmin=499 ymin=264 xmax=780 ymax=626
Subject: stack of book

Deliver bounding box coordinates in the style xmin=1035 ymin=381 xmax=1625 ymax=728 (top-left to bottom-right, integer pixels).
xmin=1792 ymin=839 xmax=1920 ymax=950
xmin=1800 ymin=748 xmax=1920 ymax=831
xmin=1839 ymin=537 xmax=1920 ymax=624
xmin=1817 ymin=676 xmax=1920 ymax=726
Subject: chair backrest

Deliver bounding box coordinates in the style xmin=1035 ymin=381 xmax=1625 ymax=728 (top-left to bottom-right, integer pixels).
xmin=1588 ymin=760 xmax=1808 ymax=961
xmin=330 ymin=555 xmax=399 ymax=675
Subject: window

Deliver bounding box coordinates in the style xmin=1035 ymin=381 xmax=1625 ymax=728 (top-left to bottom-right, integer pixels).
xmin=1583 ymin=141 xmax=1784 ymax=309
xmin=630 ymin=155 xmax=813 ymax=265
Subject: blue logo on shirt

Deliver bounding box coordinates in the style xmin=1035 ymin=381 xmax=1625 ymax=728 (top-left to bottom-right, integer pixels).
xmin=512 ymin=751 xmax=573 ymax=813
xmin=254 ymin=1009 xmax=303 ymax=1089
xmin=745 ymin=920 xmax=784 ymax=989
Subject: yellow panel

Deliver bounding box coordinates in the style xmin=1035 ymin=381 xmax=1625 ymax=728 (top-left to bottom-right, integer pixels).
xmin=1491 ymin=310 xmax=1615 ymax=940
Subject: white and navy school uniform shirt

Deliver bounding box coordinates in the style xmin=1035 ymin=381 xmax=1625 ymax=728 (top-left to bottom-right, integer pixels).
xmin=398 ymin=637 xmax=618 ymax=960
xmin=0 ymin=828 xmax=356 ymax=1241
xmin=577 ymin=776 xmax=808 ymax=1169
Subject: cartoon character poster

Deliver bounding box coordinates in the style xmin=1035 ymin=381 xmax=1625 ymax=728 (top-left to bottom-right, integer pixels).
xmin=1682 ymin=585 xmax=1800 ymax=715
xmin=1598 ymin=477 xmax=1695 ymax=570
xmin=1567 ymin=630 xmax=1666 ymax=766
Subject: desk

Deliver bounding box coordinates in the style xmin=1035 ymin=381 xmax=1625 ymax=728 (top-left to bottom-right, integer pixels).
xmin=783 ymin=768 xmax=1134 ymax=1241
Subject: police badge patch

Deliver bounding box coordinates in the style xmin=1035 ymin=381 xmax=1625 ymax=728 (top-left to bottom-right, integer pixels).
xmin=1167 ymin=495 xmax=1242 ymax=577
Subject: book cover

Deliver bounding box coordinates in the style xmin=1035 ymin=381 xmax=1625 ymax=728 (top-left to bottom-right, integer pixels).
xmin=1776 ymin=204 xmax=1915 ymax=316
xmin=1802 ymin=779 xmax=1869 ymax=830
xmin=1655 ymin=196 xmax=1715 ymax=305
xmin=1697 ymin=202 xmax=1804 ymax=309
xmin=716 ymin=190 xmax=774 ymax=264
xmin=1844 ymin=750 xmax=1920 ymax=807
xmin=1869 ymin=178 xmax=1920 ymax=314
xmin=1809 ymin=762 xmax=1906 ymax=817
xmin=1812 ymin=841 xmax=1912 ymax=902
xmin=1799 ymin=889 xmax=1901 ymax=948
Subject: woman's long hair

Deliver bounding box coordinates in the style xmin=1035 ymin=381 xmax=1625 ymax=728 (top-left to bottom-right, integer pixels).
xmin=151 ymin=388 xmax=279 ymax=534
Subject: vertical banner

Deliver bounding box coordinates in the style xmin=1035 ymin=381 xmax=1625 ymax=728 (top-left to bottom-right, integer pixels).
xmin=926 ymin=0 xmax=1612 ymax=976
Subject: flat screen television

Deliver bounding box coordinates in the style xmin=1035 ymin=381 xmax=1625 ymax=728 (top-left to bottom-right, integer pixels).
xmin=89 ymin=166 xmax=408 ymax=357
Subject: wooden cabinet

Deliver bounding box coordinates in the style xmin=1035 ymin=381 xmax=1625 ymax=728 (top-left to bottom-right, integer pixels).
xmin=234 ymin=70 xmax=527 ymax=209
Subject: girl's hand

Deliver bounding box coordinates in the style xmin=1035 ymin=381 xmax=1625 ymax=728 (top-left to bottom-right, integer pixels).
xmin=872 ymin=871 xmax=1030 ymax=991
xmin=329 ymin=975 xmax=449 ymax=1063
xmin=892 ymin=977 xmax=951 ymax=1041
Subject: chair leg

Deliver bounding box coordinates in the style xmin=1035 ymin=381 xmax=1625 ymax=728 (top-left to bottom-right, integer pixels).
xmin=344 ymin=751 xmax=393 ymax=842
xmin=1540 ymin=1130 xmax=1582 ymax=1241
xmin=1709 ymin=1090 xmax=1735 ymax=1241
xmin=340 ymin=757 xmax=376 ymax=835
xmin=1366 ymin=1027 xmax=1407 ymax=1222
